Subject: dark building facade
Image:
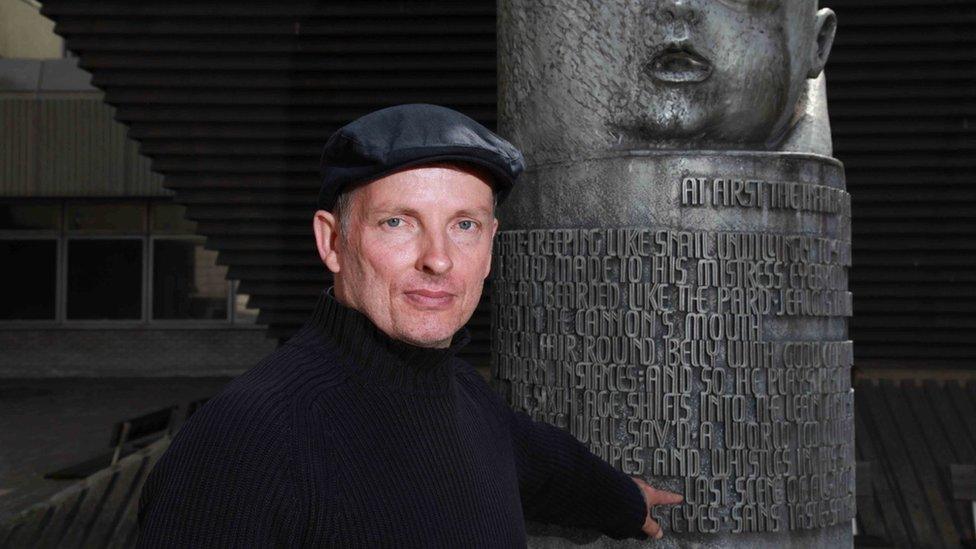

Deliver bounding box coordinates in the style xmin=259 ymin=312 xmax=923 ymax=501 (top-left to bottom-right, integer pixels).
xmin=0 ymin=58 xmax=275 ymax=376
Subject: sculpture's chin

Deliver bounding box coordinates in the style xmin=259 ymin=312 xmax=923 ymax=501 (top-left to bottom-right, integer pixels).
xmin=610 ymin=106 xmax=710 ymax=142
xmin=607 ymin=92 xmax=791 ymax=151
xmin=610 ymin=117 xmax=775 ymax=152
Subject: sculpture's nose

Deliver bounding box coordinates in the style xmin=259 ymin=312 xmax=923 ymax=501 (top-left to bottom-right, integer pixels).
xmin=659 ymin=0 xmax=700 ymax=41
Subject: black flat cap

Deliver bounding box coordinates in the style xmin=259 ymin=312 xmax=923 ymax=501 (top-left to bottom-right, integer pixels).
xmin=317 ymin=104 xmax=524 ymax=211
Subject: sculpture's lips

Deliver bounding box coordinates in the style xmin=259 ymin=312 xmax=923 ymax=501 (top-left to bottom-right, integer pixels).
xmin=645 ymin=46 xmax=712 ymax=83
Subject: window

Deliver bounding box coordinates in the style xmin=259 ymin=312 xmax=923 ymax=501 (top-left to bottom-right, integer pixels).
xmin=0 ymin=202 xmax=60 ymax=320
xmin=65 ymin=201 xmax=145 ymax=320
xmin=0 ymin=199 xmax=254 ymax=325
xmin=150 ymin=202 xmax=230 ymax=320
xmin=152 ymin=239 xmax=228 ymax=320
xmin=67 ymin=240 xmax=143 ymax=320
xmin=0 ymin=240 xmax=57 ymax=320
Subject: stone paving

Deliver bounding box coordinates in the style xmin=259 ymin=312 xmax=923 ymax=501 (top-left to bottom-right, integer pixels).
xmin=0 ymin=378 xmax=231 ymax=521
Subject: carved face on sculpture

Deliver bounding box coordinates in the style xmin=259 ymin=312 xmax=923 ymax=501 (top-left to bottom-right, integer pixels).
xmin=497 ymin=0 xmax=837 ymax=157
xmin=609 ymin=0 xmax=836 ymax=149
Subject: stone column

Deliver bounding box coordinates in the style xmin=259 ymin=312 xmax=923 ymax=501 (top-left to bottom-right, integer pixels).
xmin=493 ymin=1 xmax=854 ymax=547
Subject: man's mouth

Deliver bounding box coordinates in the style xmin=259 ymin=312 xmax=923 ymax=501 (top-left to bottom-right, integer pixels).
xmin=403 ymin=289 xmax=456 ymax=309
xmin=644 ymin=45 xmax=713 ymax=84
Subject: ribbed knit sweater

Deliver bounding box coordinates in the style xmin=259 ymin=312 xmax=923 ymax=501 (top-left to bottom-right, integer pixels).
xmin=137 ymin=289 xmax=648 ymax=547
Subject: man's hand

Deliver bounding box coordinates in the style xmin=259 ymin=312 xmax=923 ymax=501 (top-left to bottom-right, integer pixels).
xmin=630 ymin=477 xmax=683 ymax=540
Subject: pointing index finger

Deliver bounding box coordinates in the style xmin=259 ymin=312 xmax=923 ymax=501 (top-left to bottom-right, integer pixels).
xmin=649 ymin=487 xmax=684 ymax=505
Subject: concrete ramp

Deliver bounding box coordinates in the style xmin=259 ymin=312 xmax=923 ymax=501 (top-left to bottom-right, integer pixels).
xmin=0 ymin=437 xmax=169 ymax=549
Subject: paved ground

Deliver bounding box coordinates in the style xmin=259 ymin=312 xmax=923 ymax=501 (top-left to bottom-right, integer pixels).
xmin=0 ymin=378 xmax=232 ymax=521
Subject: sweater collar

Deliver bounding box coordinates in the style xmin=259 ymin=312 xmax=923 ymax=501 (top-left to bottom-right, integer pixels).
xmin=296 ymin=287 xmax=471 ymax=393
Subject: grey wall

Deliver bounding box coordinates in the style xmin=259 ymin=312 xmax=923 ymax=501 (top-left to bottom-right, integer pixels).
xmin=0 ymin=328 xmax=276 ymax=377
xmin=0 ymin=59 xmax=166 ymax=198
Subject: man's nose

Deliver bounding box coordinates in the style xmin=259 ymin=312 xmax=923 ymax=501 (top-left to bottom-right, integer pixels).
xmin=416 ymin=229 xmax=453 ymax=275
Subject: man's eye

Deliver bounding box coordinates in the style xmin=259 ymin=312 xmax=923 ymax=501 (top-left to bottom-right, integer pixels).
xmin=383 ymin=218 xmax=403 ymax=228
xmin=458 ymin=220 xmax=476 ymax=231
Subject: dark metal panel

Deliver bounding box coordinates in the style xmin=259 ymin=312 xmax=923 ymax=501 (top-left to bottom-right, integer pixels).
xmin=831 ymin=0 xmax=976 ymax=366
xmin=0 ymin=99 xmax=36 ymax=196
xmin=0 ymin=96 xmax=166 ymax=197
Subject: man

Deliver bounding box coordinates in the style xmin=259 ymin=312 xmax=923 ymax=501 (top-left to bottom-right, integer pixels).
xmin=138 ymin=104 xmax=681 ymax=547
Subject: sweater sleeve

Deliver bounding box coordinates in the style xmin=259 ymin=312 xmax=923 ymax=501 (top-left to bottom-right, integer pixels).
xmin=458 ymin=364 xmax=648 ymax=540
xmin=505 ymin=405 xmax=649 ymax=540
xmin=137 ymin=392 xmax=306 ymax=548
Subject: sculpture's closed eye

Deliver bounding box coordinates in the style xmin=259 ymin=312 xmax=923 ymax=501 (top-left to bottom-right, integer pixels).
xmin=713 ymin=0 xmax=781 ymax=14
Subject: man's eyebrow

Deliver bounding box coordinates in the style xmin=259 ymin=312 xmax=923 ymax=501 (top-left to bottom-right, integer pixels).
xmin=455 ymin=207 xmax=494 ymax=219
xmin=364 ymin=205 xmax=422 ymax=218
xmin=365 ymin=206 xmax=493 ymax=218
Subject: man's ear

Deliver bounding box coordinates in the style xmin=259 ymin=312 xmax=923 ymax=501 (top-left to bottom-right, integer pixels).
xmin=808 ymin=8 xmax=837 ymax=79
xmin=313 ymin=210 xmax=342 ymax=274
xmin=483 ymin=217 xmax=499 ymax=279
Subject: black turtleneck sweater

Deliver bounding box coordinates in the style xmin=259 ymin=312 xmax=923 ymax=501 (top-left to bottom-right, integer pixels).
xmin=137 ymin=289 xmax=648 ymax=547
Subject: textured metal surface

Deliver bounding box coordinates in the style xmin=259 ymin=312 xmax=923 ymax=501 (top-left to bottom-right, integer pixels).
xmin=0 ymin=87 xmax=165 ymax=197
xmin=498 ymin=0 xmax=835 ymax=160
xmin=493 ymin=155 xmax=854 ymax=546
xmin=496 ymin=0 xmax=853 ymax=545
xmin=527 ymin=522 xmax=852 ymax=549
xmin=0 ymin=99 xmax=35 ymax=196
xmin=0 ymin=59 xmax=164 ymax=197
xmin=37 ymin=99 xmax=126 ymax=193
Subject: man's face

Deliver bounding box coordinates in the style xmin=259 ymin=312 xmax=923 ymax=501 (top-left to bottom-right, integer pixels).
xmin=321 ymin=164 xmax=498 ymax=348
